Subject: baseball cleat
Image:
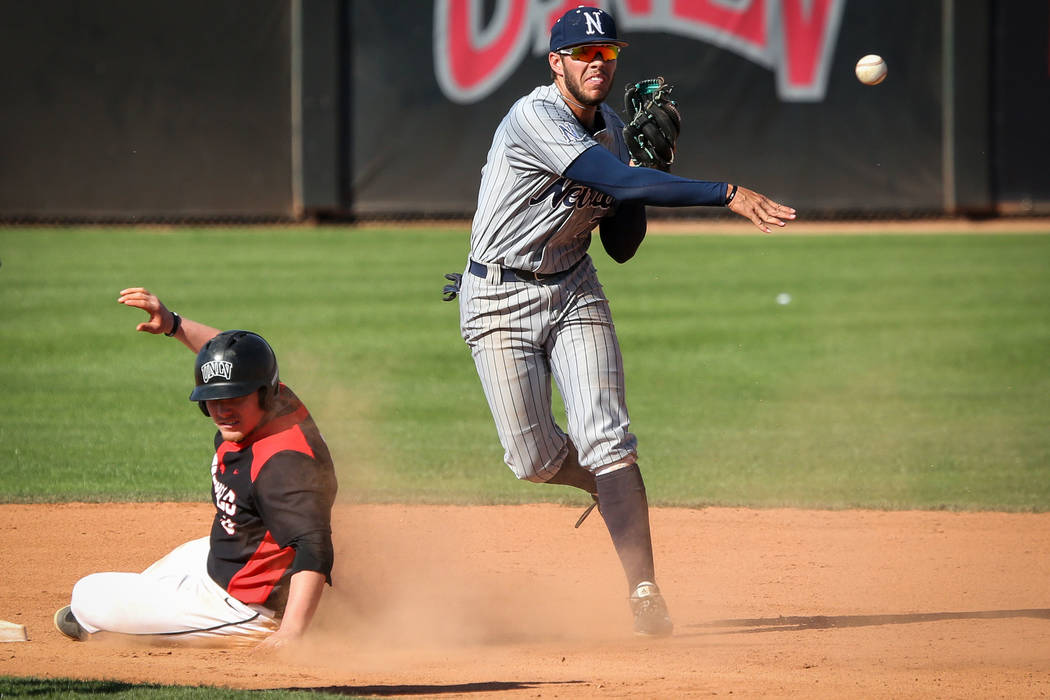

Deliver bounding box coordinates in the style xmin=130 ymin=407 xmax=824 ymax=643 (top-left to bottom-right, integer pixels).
xmin=53 ymin=605 xmax=86 ymax=641
xmin=629 ymin=581 xmax=673 ymax=637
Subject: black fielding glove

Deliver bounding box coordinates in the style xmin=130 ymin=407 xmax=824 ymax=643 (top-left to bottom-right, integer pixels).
xmin=622 ymin=77 xmax=681 ymax=172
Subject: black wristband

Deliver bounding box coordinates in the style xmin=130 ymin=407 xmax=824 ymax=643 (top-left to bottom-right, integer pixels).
xmin=164 ymin=311 xmax=181 ymax=337
xmin=725 ymin=184 xmax=738 ymax=206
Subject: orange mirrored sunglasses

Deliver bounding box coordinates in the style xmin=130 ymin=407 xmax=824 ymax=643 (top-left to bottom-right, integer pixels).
xmin=559 ymin=44 xmax=620 ymax=62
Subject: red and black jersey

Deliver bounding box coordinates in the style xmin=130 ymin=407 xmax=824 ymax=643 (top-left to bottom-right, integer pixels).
xmin=206 ymin=384 xmax=337 ymax=613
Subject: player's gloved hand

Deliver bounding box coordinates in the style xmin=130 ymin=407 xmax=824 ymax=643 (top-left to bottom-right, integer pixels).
xmin=442 ymin=272 xmax=463 ymax=302
xmin=622 ymin=77 xmax=680 ymax=171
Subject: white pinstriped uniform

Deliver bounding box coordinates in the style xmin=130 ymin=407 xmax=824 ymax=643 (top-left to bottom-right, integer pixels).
xmin=460 ymin=83 xmax=637 ymax=482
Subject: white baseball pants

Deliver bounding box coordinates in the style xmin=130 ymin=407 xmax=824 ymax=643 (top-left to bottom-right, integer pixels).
xmin=70 ymin=536 xmax=277 ymax=646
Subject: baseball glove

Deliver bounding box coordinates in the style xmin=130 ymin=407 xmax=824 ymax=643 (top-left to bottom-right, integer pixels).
xmin=622 ymin=77 xmax=680 ymax=171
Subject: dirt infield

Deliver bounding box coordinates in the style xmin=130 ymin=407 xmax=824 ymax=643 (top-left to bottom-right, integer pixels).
xmin=3 ymin=503 xmax=1049 ymax=698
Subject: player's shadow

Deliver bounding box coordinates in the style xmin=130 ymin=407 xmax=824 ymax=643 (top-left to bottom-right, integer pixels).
xmin=686 ymin=608 xmax=1050 ymax=635
xmin=285 ymin=680 xmax=584 ymax=696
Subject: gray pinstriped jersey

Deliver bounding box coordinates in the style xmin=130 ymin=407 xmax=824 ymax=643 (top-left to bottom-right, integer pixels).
xmin=469 ymin=83 xmax=631 ymax=274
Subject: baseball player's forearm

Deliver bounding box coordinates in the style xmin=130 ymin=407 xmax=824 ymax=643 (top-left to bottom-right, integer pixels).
xmin=275 ymin=569 xmax=326 ymax=637
xmin=565 ymin=145 xmax=726 ymax=206
xmin=253 ymin=569 xmax=326 ymax=651
xmin=117 ymin=287 xmax=221 ymax=352
xmin=568 ymin=146 xmax=797 ymax=233
xmin=170 ymin=315 xmax=221 ymax=354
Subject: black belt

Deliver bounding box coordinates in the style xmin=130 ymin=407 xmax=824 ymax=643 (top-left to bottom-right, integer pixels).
xmin=468 ymin=257 xmax=583 ymax=283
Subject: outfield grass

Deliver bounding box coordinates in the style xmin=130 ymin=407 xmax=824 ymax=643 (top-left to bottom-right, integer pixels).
xmin=1 ymin=226 xmax=1047 ymax=509
xmin=0 ymin=676 xmax=363 ymax=698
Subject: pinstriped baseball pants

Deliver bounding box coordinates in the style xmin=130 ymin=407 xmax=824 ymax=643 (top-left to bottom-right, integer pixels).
xmin=459 ymin=256 xmax=638 ymax=481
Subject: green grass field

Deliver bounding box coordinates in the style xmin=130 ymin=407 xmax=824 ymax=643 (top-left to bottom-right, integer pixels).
xmin=0 ymin=676 xmax=365 ymax=699
xmin=1 ymin=226 xmax=1048 ymax=510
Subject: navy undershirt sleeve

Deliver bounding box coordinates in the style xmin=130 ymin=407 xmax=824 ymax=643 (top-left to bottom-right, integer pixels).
xmin=599 ymin=202 xmax=646 ymax=263
xmin=564 ymin=144 xmax=728 ymax=207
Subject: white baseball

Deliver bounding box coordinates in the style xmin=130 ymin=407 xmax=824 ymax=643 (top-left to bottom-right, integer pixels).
xmin=855 ymin=54 xmax=887 ymax=85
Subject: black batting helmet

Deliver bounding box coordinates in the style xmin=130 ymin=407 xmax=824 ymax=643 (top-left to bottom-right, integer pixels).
xmin=190 ymin=330 xmax=280 ymax=417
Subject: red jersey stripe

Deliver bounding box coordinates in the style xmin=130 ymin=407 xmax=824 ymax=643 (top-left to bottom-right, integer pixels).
xmin=249 ymin=423 xmax=314 ymax=482
xmin=226 ymin=531 xmax=295 ymax=605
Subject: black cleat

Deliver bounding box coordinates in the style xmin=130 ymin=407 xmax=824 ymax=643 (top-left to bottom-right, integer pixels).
xmin=629 ymin=581 xmax=673 ymax=637
xmin=53 ymin=605 xmax=86 ymax=641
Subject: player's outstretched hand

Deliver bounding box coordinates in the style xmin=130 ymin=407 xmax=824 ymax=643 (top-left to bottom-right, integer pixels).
xmin=118 ymin=287 xmax=175 ymax=335
xmin=251 ymin=628 xmax=300 ymax=655
xmin=727 ymin=186 xmax=796 ymax=233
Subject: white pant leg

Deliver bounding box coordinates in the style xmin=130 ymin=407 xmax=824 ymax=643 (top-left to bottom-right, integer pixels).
xmin=71 ymin=537 xmax=277 ymax=645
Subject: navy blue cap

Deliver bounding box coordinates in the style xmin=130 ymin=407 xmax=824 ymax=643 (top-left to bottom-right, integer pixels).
xmin=549 ymin=5 xmax=628 ymax=53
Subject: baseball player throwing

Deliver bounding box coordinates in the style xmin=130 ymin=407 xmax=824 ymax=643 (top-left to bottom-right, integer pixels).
xmin=452 ymin=6 xmax=794 ymax=636
xmin=53 ymin=288 xmax=337 ymax=649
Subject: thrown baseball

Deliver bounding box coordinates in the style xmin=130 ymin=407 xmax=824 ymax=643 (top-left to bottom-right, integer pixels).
xmin=855 ymin=54 xmax=887 ymax=85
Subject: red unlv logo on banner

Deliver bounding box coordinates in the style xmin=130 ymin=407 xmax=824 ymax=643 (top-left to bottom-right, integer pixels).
xmin=434 ymin=0 xmax=846 ymax=103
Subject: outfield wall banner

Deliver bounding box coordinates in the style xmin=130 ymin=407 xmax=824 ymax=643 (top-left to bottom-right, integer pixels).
xmin=991 ymin=1 xmax=1050 ymax=211
xmin=3 ymin=1 xmax=1044 ymax=221
xmin=0 ymin=0 xmax=294 ymax=220
xmin=349 ymin=0 xmax=944 ymax=217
